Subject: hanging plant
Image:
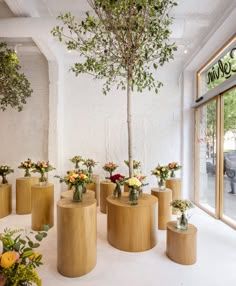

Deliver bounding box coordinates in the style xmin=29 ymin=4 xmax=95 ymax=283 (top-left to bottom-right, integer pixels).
xmin=0 ymin=42 xmax=33 ymax=112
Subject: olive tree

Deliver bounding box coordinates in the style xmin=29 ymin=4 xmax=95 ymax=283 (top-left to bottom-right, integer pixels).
xmin=52 ymin=0 xmax=177 ymax=176
xmin=0 ymin=42 xmax=33 ymax=112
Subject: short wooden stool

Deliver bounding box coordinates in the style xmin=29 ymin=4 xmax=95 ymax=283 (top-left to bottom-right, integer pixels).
xmin=0 ymin=184 xmax=12 ymax=218
xmin=57 ymin=197 xmax=97 ymax=277
xmin=166 ymin=221 xmax=197 ymax=265
xmin=16 ymin=177 xmax=39 ymax=214
xmin=31 ymin=183 xmax=54 ymax=231
xmin=100 ymin=181 xmax=116 ymax=213
xmin=151 ymin=188 xmax=172 ymax=230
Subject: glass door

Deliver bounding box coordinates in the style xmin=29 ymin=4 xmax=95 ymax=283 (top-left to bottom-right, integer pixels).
xmin=195 ymin=99 xmax=217 ymax=215
xmin=222 ymin=88 xmax=236 ymax=225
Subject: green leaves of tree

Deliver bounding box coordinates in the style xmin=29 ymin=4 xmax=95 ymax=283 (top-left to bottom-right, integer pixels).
xmin=0 ymin=42 xmax=33 ymax=112
xmin=51 ymin=0 xmax=177 ymax=95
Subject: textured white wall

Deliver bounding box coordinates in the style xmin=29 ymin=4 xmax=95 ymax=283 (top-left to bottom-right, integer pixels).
xmin=0 ymin=52 xmax=49 ymax=208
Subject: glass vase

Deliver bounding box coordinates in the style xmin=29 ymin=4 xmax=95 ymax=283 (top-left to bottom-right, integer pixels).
xmin=176 ymin=212 xmax=188 ymax=230
xmin=113 ymin=183 xmax=121 ymax=198
xmin=170 ymin=170 xmax=175 ymax=178
xmin=24 ymin=169 xmax=31 ymax=177
xmin=158 ymin=178 xmax=166 ymax=190
xmin=73 ymin=184 xmax=83 ymax=202
xmin=39 ymin=172 xmax=47 ymax=186
xmin=128 ymin=188 xmax=138 ymax=205
xmin=1 ymin=174 xmax=8 ymax=184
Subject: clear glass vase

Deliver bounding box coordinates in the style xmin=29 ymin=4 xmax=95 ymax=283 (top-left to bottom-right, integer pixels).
xmin=128 ymin=188 xmax=138 ymax=205
xmin=39 ymin=172 xmax=47 ymax=186
xmin=158 ymin=178 xmax=166 ymax=190
xmin=113 ymin=183 xmax=121 ymax=198
xmin=176 ymin=212 xmax=188 ymax=230
xmin=24 ymin=168 xmax=31 ymax=177
xmin=1 ymin=174 xmax=8 ymax=184
xmin=73 ymin=184 xmax=83 ymax=202
xmin=170 ymin=170 xmax=175 ymax=178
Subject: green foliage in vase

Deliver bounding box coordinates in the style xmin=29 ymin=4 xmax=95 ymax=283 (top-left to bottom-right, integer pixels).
xmin=51 ymin=0 xmax=178 ymax=177
xmin=0 ymin=42 xmax=33 ymax=112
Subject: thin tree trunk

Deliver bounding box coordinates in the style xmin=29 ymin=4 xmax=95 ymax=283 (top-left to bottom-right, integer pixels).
xmin=127 ymin=67 xmax=133 ymax=177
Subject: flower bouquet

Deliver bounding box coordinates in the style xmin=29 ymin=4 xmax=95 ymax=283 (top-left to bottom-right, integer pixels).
xmin=83 ymin=159 xmax=98 ymax=177
xmin=32 ymin=161 xmax=55 ymax=184
xmin=168 ymin=162 xmax=182 ymax=178
xmin=62 ymin=170 xmax=92 ymax=202
xmin=125 ymin=177 xmax=142 ymax=205
xmin=70 ymin=155 xmax=84 ymax=169
xmin=0 ymin=227 xmax=48 ymax=286
xmin=151 ymin=164 xmax=169 ymax=190
xmin=170 ymin=199 xmax=194 ymax=230
xmin=124 ymin=160 xmax=141 ymax=175
xmin=103 ymin=162 xmax=118 ymax=179
xmin=110 ymin=174 xmax=125 ymax=198
xmin=0 ymin=166 xmax=14 ymax=184
xmin=18 ymin=159 xmax=35 ymax=177
xmin=134 ymin=174 xmax=148 ymax=196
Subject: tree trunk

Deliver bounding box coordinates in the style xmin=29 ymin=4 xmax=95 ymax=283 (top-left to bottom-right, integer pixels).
xmin=127 ymin=67 xmax=133 ymax=177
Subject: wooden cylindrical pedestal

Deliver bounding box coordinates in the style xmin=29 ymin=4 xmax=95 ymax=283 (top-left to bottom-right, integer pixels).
xmin=100 ymin=181 xmax=116 ymax=213
xmin=60 ymin=190 xmax=95 ymax=200
xmin=166 ymin=178 xmax=182 ymax=214
xmin=107 ymin=194 xmax=158 ymax=252
xmin=16 ymin=177 xmax=39 ymax=214
xmin=0 ymin=184 xmax=12 ymax=218
xmin=151 ymin=188 xmax=172 ymax=230
xmin=57 ymin=197 xmax=97 ymax=277
xmin=86 ymin=174 xmax=99 ymax=205
xmin=166 ymin=221 xmax=197 ymax=265
xmin=31 ymin=183 xmax=54 ymax=231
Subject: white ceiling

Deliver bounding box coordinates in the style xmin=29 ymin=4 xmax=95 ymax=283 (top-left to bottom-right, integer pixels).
xmin=0 ymin=0 xmax=236 ymax=64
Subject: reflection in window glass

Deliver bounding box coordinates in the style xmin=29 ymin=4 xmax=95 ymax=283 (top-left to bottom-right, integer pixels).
xmin=197 ymin=101 xmax=216 ymax=212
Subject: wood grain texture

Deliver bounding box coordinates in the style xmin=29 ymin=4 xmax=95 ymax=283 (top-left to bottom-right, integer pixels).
xmin=0 ymin=184 xmax=12 ymax=218
xmin=151 ymin=188 xmax=172 ymax=230
xmin=31 ymin=183 xmax=54 ymax=231
xmin=166 ymin=178 xmax=182 ymax=214
xmin=86 ymin=174 xmax=99 ymax=205
xmin=16 ymin=177 xmax=39 ymax=214
xmin=107 ymin=194 xmax=158 ymax=252
xmin=57 ymin=197 xmax=97 ymax=277
xmin=100 ymin=181 xmax=116 ymax=213
xmin=60 ymin=190 xmax=95 ymax=200
xmin=166 ymin=221 xmax=197 ymax=265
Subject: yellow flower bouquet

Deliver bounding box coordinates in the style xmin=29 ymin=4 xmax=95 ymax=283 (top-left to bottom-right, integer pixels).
xmin=0 ymin=227 xmax=48 ymax=286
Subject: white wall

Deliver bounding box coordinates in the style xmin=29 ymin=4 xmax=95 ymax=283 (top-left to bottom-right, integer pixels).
xmin=60 ymin=59 xmax=183 ymax=190
xmin=0 ymin=52 xmax=49 ymax=209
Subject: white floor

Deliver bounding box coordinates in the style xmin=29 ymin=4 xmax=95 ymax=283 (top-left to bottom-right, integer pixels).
xmin=1 ymin=204 xmax=236 ymax=286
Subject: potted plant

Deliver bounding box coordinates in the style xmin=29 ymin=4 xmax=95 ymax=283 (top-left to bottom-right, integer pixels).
xmin=0 ymin=42 xmax=33 ymax=112
xmin=170 ymin=199 xmax=194 ymax=230
xmin=151 ymin=164 xmax=169 ymax=190
xmin=125 ymin=177 xmax=142 ymax=205
xmin=0 ymin=165 xmax=14 ymax=184
xmin=51 ymin=0 xmax=178 ymax=177
xmin=0 ymin=227 xmax=48 ymax=286
xmin=168 ymin=162 xmax=182 ymax=178
xmin=18 ymin=158 xmax=35 ymax=177
xmin=110 ymin=174 xmax=125 ymax=198
xmin=32 ymin=161 xmax=55 ymax=185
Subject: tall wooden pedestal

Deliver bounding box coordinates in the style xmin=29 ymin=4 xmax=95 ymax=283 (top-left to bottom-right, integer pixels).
xmin=100 ymin=181 xmax=116 ymax=213
xmin=31 ymin=183 xmax=54 ymax=230
xmin=57 ymin=197 xmax=97 ymax=277
xmin=107 ymin=194 xmax=158 ymax=252
xmin=0 ymin=184 xmax=12 ymax=218
xmin=16 ymin=177 xmax=39 ymax=214
xmin=166 ymin=178 xmax=182 ymax=214
xmin=151 ymin=188 xmax=172 ymax=230
xmin=86 ymin=174 xmax=99 ymax=205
